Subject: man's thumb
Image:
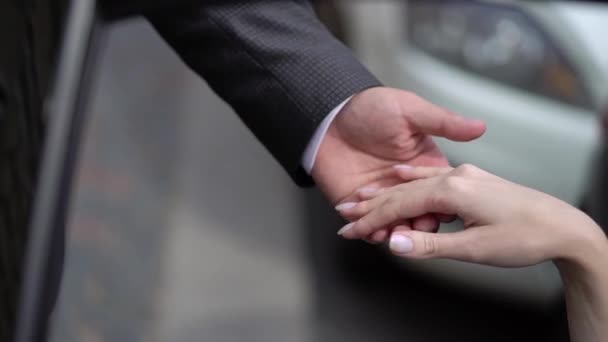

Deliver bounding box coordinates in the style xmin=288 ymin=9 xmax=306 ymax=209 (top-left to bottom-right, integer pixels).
xmin=411 ymin=106 xmax=486 ymax=142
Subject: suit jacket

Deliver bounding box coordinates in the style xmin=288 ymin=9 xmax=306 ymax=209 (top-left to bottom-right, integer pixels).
xmin=6 ymin=1 xmax=380 ymax=340
xmin=133 ymin=0 xmax=382 ymax=185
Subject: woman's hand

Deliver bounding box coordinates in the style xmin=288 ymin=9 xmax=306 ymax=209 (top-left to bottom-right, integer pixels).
xmin=336 ymin=164 xmax=606 ymax=268
xmin=337 ymin=164 xmax=608 ymax=342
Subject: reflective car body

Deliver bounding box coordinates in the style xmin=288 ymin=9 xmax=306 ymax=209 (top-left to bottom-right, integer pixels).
xmin=337 ymin=0 xmax=608 ymax=304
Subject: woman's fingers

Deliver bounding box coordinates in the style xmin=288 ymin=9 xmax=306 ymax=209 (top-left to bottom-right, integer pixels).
xmin=355 ymin=166 xmax=453 ymax=201
xmin=339 ymin=178 xmax=449 ymax=239
xmin=347 ymin=187 xmax=392 ymax=243
xmin=336 ymin=166 xmax=467 ymax=239
xmin=394 ymin=166 xmax=451 ymax=233
xmin=394 ymin=165 xmax=453 ymax=182
xmin=354 ymin=188 xmax=442 ymax=238
xmin=356 ymin=187 xmax=385 ymax=200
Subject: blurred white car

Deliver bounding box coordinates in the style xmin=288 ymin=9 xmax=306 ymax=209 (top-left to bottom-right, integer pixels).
xmin=335 ymin=0 xmax=608 ymax=305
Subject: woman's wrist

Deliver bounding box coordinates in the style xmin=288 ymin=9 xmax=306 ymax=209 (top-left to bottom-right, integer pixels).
xmin=554 ymin=222 xmax=608 ymax=284
xmin=553 ymin=222 xmax=608 ymax=342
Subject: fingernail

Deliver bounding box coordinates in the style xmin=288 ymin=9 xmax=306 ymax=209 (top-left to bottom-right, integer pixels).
xmin=337 ymin=222 xmax=355 ymax=235
xmin=358 ymin=187 xmax=378 ymax=194
xmin=335 ymin=202 xmax=358 ymax=211
xmin=390 ymin=234 xmax=414 ymax=253
xmin=394 ymin=164 xmax=412 ymax=170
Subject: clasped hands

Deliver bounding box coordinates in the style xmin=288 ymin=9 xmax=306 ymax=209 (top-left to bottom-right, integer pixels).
xmin=311 ymin=86 xmax=606 ymax=268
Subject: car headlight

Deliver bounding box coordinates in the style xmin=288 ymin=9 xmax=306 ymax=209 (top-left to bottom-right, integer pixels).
xmin=407 ymin=0 xmax=592 ymax=109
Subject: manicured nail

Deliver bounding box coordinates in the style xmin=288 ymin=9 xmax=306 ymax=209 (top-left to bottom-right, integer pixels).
xmin=394 ymin=164 xmax=412 ymax=170
xmin=390 ymin=234 xmax=414 ymax=253
xmin=335 ymin=202 xmax=358 ymax=211
xmin=358 ymin=187 xmax=378 ymax=194
xmin=337 ymin=222 xmax=355 ymax=235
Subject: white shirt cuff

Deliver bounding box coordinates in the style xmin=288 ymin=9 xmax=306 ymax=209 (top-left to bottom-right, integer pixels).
xmin=301 ymin=96 xmax=354 ymax=174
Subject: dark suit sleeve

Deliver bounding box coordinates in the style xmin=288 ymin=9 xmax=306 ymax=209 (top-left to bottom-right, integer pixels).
xmin=144 ymin=1 xmax=382 ymax=186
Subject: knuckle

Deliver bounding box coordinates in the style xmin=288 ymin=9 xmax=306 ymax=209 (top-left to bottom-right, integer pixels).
xmin=396 ymin=200 xmax=410 ymax=218
xmin=429 ymin=177 xmax=468 ymax=212
xmin=427 ymin=188 xmax=449 ymax=212
xmin=391 ymin=135 xmax=418 ymax=153
xmin=384 ymin=196 xmax=397 ymax=208
xmin=442 ymin=175 xmax=466 ymax=192
xmin=389 ymin=198 xmax=404 ymax=219
xmin=372 ymin=93 xmax=403 ymax=119
xmin=421 ymin=235 xmax=439 ymax=257
xmin=455 ymin=164 xmax=479 ymax=177
xmin=389 ymin=194 xmax=411 ymax=214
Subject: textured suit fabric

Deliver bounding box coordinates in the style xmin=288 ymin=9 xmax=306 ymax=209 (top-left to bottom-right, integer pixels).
xmin=144 ymin=0 xmax=382 ymax=185
xmin=3 ymin=1 xmax=382 ymax=340
xmin=101 ymin=0 xmax=195 ymax=18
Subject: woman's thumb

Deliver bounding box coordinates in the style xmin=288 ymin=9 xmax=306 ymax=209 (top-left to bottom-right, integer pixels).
xmin=389 ymin=230 xmax=481 ymax=262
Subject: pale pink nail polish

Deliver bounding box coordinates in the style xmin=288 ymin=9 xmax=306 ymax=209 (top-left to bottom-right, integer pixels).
xmin=337 ymin=222 xmax=355 ymax=235
xmin=394 ymin=164 xmax=413 ymax=170
xmin=390 ymin=234 xmax=414 ymax=253
xmin=335 ymin=202 xmax=357 ymax=211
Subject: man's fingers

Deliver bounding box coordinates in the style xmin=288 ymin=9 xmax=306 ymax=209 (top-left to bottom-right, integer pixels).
xmin=392 ymin=223 xmax=413 ymax=234
xmin=409 ymin=103 xmax=486 ymax=142
xmin=388 ymin=228 xmax=488 ymax=263
xmin=365 ymin=228 xmax=391 ymax=244
xmin=366 ymin=220 xmax=413 ymax=244
xmin=412 ymin=214 xmax=440 ymax=233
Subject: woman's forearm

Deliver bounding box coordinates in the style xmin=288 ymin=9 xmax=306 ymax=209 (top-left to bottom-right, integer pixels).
xmin=557 ymin=234 xmax=608 ymax=342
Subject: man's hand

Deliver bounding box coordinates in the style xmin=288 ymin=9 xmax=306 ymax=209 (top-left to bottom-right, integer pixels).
xmin=311 ymin=87 xmax=486 ymax=241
